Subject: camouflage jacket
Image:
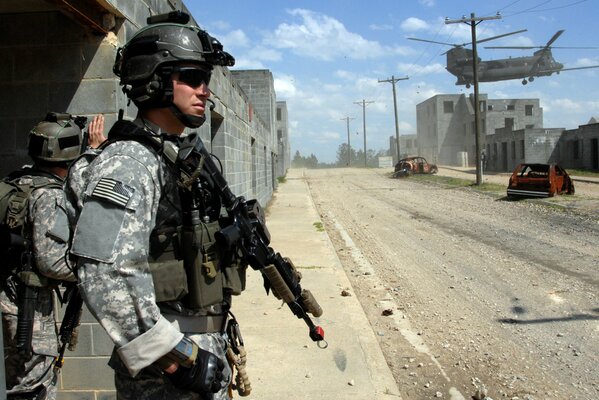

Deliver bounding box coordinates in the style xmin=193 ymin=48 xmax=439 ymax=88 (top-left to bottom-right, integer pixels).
xmin=67 ymin=118 xmax=184 ymax=377
xmin=1 ymin=172 xmax=75 ymax=357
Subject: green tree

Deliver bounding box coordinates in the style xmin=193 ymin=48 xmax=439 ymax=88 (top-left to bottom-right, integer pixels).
xmin=291 ymin=150 xmax=320 ymax=168
xmin=336 ymin=143 xmax=357 ymax=166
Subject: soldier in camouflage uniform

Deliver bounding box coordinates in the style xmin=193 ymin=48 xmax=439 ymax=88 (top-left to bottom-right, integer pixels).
xmin=67 ymin=12 xmax=239 ymax=400
xmin=1 ymin=114 xmax=93 ymax=399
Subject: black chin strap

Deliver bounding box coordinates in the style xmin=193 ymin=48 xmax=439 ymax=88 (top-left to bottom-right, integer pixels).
xmin=170 ymin=104 xmax=206 ymax=128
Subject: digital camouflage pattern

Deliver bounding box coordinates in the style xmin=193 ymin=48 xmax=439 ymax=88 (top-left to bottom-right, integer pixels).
xmin=1 ymin=176 xmax=76 ymax=399
xmin=113 ymin=333 xmax=231 ymax=400
xmin=67 ymin=119 xmax=231 ymax=398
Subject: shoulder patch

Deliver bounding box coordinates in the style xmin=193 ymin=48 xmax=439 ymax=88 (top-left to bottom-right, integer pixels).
xmin=92 ymin=178 xmax=135 ymax=208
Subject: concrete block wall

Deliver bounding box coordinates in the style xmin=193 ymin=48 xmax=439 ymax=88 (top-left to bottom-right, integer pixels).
xmin=1 ymin=1 xmax=288 ymax=398
xmin=416 ymin=94 xmax=546 ymax=168
xmin=0 ymin=11 xmax=117 ymax=177
xmin=561 ymin=123 xmax=599 ymax=170
xmin=275 ymin=101 xmax=290 ymax=177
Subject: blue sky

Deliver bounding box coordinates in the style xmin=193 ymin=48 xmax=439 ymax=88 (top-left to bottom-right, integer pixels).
xmin=188 ymin=0 xmax=599 ymax=164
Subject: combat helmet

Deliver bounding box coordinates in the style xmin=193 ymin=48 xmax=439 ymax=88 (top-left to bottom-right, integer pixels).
xmin=28 ymin=112 xmax=86 ymax=163
xmin=113 ymin=11 xmax=235 ymax=128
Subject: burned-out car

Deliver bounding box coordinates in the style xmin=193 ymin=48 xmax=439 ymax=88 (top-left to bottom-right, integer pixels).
xmin=393 ymin=156 xmax=438 ymax=178
xmin=507 ymin=163 xmax=575 ymax=198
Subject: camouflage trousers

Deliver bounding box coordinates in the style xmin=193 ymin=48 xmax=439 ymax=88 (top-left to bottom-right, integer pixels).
xmin=113 ymin=332 xmax=232 ymax=400
xmin=3 ymin=311 xmax=58 ymax=400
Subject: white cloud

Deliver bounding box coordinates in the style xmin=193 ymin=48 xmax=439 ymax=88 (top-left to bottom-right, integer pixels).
xmin=573 ymin=57 xmax=599 ymax=68
xmin=419 ymin=0 xmax=435 ymax=6
xmin=209 ymin=20 xmax=230 ymax=31
xmin=274 ymin=74 xmax=298 ymax=99
xmin=334 ymin=70 xmax=358 ymax=81
xmin=549 ymin=98 xmax=582 ymax=112
xmin=401 ymin=17 xmax=429 ymax=32
xmin=397 ymin=62 xmax=445 ymax=76
xmin=264 ymin=8 xmax=400 ymax=61
xmin=219 ymin=29 xmax=249 ymax=48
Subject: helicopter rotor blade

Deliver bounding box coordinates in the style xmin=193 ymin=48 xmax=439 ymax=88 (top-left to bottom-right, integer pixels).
xmin=407 ymin=37 xmax=460 ymax=47
xmin=408 ymin=29 xmax=527 ymax=48
xmin=486 ymin=45 xmax=599 ymax=50
xmin=485 ymin=46 xmax=535 ymax=49
xmin=475 ymin=29 xmax=528 ymax=45
xmin=545 ymin=29 xmax=565 ymax=48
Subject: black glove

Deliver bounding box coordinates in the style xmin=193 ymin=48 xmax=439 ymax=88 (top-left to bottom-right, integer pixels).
xmin=168 ymin=347 xmax=226 ymax=394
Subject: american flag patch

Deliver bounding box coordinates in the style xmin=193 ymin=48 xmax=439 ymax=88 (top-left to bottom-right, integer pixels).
xmin=92 ymin=178 xmax=134 ymax=207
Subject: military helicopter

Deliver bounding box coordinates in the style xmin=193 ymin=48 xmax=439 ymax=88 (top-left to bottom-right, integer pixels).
xmin=408 ymin=29 xmax=599 ymax=88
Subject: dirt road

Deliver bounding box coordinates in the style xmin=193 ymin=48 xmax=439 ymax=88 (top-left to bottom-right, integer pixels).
xmin=303 ymin=167 xmax=598 ymax=400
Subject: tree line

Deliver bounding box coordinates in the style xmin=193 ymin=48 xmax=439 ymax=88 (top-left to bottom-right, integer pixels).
xmin=291 ymin=143 xmax=390 ymax=169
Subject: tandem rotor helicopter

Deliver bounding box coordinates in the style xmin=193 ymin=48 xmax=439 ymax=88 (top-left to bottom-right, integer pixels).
xmin=408 ymin=29 xmax=599 ymax=88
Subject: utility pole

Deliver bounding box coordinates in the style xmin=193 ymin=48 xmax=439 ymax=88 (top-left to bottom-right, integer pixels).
xmin=445 ymin=12 xmax=500 ymax=185
xmin=379 ymin=75 xmax=409 ymax=164
xmin=354 ymin=99 xmax=374 ymax=167
xmin=340 ymin=116 xmax=354 ymax=166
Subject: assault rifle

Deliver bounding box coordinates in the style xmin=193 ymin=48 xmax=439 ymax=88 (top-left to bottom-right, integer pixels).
xmin=177 ymin=134 xmax=326 ymax=345
xmin=1 ymin=226 xmax=38 ymax=355
xmin=54 ymin=284 xmax=84 ymax=371
xmin=13 ymin=235 xmax=36 ymax=355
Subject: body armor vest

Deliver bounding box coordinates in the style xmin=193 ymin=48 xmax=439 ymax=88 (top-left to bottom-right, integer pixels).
xmin=106 ymin=120 xmax=247 ymax=310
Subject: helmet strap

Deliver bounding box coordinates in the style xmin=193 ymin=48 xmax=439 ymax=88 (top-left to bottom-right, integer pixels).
xmin=169 ymin=104 xmax=206 ymax=128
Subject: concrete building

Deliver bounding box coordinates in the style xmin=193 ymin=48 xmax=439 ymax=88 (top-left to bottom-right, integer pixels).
xmin=276 ymin=101 xmax=291 ymax=177
xmin=416 ymin=94 xmax=542 ymax=167
xmin=560 ymin=120 xmax=599 ymax=170
xmin=0 ymin=1 xmax=289 ymax=398
xmin=485 ymin=120 xmax=599 ymax=172
xmin=389 ymin=134 xmax=418 ymax=164
xmin=484 ymin=127 xmax=564 ymax=172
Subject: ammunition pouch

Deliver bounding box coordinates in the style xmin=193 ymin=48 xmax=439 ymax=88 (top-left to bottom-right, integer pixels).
xmin=180 ymin=221 xmax=223 ymax=309
xmin=180 ymin=220 xmax=247 ymax=310
xmin=148 ymin=230 xmax=188 ymax=303
xmin=149 ymin=219 xmax=247 ymax=309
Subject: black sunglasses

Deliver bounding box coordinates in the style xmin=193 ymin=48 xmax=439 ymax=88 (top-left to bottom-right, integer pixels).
xmin=173 ymin=67 xmax=211 ymax=88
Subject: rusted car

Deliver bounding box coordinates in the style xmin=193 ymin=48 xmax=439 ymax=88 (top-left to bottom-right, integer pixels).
xmin=394 ymin=156 xmax=438 ymax=178
xmin=507 ymin=163 xmax=575 ymax=198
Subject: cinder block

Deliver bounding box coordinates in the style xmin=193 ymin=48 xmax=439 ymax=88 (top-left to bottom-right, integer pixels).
xmin=62 ymin=324 xmax=93 ymax=356
xmin=47 ymin=12 xmax=83 ymax=45
xmin=14 ymin=83 xmax=51 ymax=117
xmin=17 ymin=46 xmax=81 ymax=82
xmin=83 ymin=42 xmax=118 ymax=80
xmin=55 ymin=390 xmax=96 ymax=400
xmin=0 ymin=14 xmax=46 ymax=46
xmin=63 ymin=80 xmax=118 ymax=115
xmin=91 ymin=324 xmax=115 ymax=356
xmin=60 ymin=357 xmax=114 ymax=390
xmin=0 ymin=119 xmax=16 ymax=155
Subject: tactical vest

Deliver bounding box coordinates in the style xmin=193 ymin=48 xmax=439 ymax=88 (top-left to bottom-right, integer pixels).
xmin=86 ymin=120 xmax=248 ymax=309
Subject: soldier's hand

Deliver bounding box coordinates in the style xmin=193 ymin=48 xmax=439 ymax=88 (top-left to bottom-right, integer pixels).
xmin=88 ymin=114 xmax=106 ymax=149
xmin=167 ymin=347 xmax=226 ymax=394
